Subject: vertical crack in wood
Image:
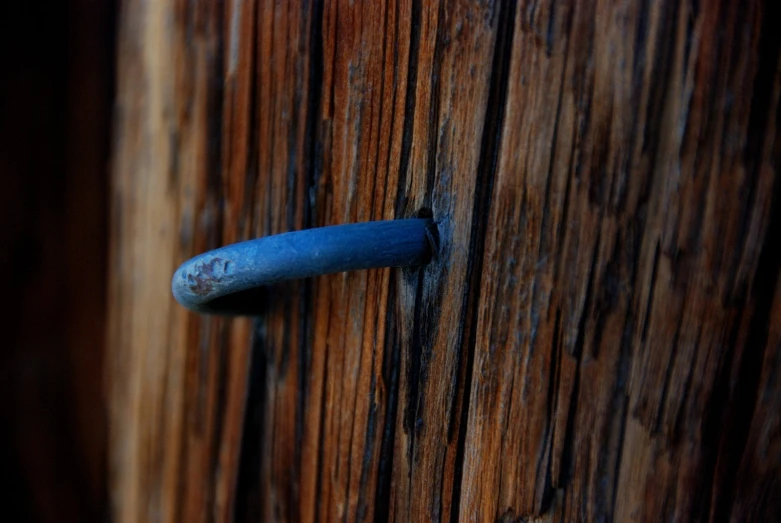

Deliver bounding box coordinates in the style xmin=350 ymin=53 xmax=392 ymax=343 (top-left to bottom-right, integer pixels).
xmin=306 ymin=3 xmax=326 ymax=519
xmin=393 ymin=0 xmax=422 ymax=218
xmin=373 ymin=273 xmax=401 ymax=522
xmin=233 ymin=323 xmax=267 ymax=522
xmin=296 ymin=1 xmax=324 ymax=512
xmin=707 ymin=2 xmax=781 ymax=517
xmin=449 ymin=1 xmax=518 ymax=521
xmin=356 ymin=358 xmax=379 ymax=522
xmin=389 ymin=2 xmax=425 ymax=515
xmin=404 ymin=266 xmax=428 ymax=492
xmin=300 ymin=11 xmax=325 ymax=513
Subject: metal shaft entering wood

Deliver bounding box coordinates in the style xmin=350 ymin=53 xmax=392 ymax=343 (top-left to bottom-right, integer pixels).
xmin=172 ymin=218 xmax=436 ymax=314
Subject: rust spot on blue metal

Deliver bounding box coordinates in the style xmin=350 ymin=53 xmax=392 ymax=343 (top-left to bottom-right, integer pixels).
xmin=186 ymin=257 xmax=228 ymax=295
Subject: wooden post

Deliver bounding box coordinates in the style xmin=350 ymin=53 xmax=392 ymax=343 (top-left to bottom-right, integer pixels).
xmin=109 ymin=1 xmax=781 ymax=521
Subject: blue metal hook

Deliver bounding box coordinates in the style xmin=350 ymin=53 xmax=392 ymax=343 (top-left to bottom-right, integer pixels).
xmin=172 ymin=218 xmax=437 ymax=314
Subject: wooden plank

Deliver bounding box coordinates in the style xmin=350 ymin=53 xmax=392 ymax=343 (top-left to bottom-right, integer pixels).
xmin=459 ymin=0 xmax=781 ymax=521
xmin=109 ymin=0 xmax=781 ymax=521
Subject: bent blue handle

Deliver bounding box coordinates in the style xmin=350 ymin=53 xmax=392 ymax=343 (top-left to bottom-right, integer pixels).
xmin=172 ymin=218 xmax=435 ymax=314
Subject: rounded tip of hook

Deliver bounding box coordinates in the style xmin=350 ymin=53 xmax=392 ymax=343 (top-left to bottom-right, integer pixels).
xmin=171 ymin=254 xmax=238 ymax=312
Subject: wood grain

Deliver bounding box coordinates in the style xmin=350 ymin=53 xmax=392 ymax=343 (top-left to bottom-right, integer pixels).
xmin=460 ymin=0 xmax=781 ymax=520
xmin=109 ymin=2 xmax=251 ymax=522
xmin=109 ymin=0 xmax=781 ymax=521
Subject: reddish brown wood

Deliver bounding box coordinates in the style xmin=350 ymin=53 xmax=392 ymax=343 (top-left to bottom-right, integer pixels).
xmin=109 ymin=1 xmax=781 ymax=521
xmin=460 ymin=1 xmax=781 ymax=520
xmin=109 ymin=2 xmax=252 ymax=522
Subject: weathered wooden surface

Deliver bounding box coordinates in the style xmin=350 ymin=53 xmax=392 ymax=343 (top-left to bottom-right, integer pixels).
xmin=109 ymin=0 xmax=781 ymax=521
